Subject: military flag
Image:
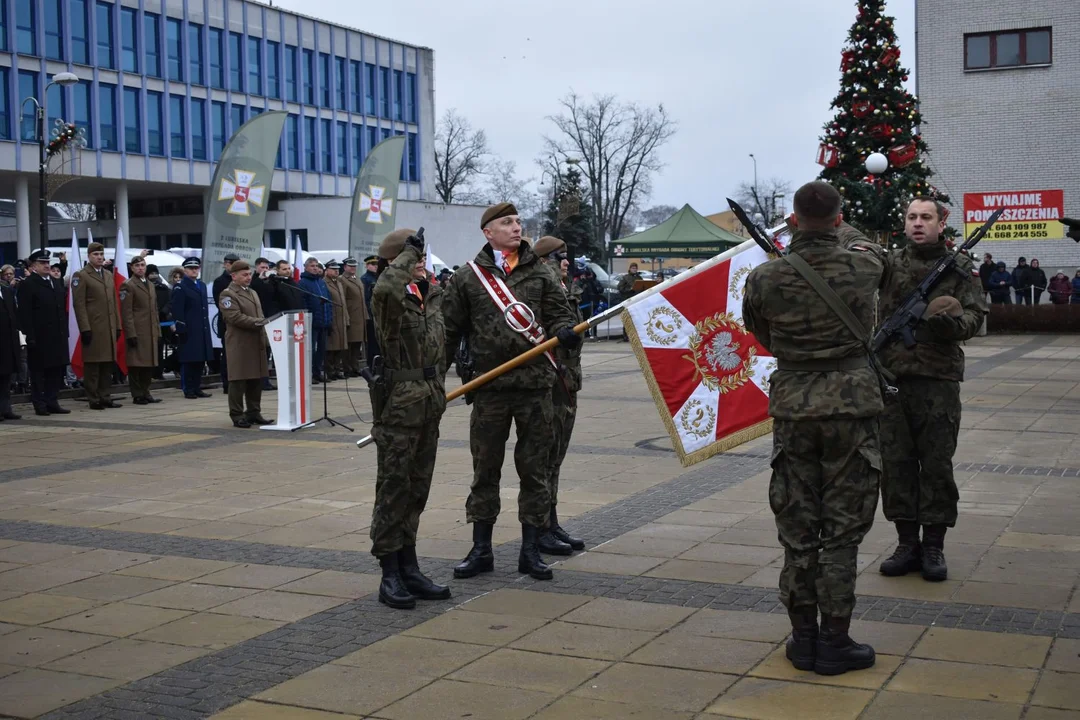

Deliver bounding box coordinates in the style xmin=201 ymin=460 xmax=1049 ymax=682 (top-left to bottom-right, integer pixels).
xmin=112 ymin=228 xmax=128 ymax=375
xmin=349 ymin=135 xmax=406 ymax=262
xmin=624 ymin=239 xmax=777 ymax=466
xmin=202 ymin=111 xmax=287 ymax=282
xmin=66 ymin=229 xmax=83 ymax=377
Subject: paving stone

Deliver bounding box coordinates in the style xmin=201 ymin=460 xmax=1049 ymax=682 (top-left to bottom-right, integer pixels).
xmin=274 ymin=570 xmax=381 ymax=598
xmin=677 ymin=542 xmax=784 ymax=566
xmin=0 ymin=593 xmax=100 ymax=625
xmin=645 ymin=559 xmax=758 ymax=584
xmin=911 ymin=626 xmax=1052 ymax=667
xmin=332 ymin=636 xmax=492 ymax=677
xmin=44 ymin=602 xmax=192 ymax=637
xmin=448 ymin=647 xmax=609 ymax=694
xmin=43 ymin=574 xmax=173 ymax=602
xmin=1024 ymin=709 xmax=1080 ymax=720
xmin=953 ymin=581 xmax=1073 ymax=611
xmin=1031 ymin=671 xmax=1080 ymax=711
xmin=557 ymin=552 xmax=664 ymax=576
xmin=847 ymin=619 xmax=927 ymax=655
xmin=707 ymin=677 xmax=874 ymax=720
xmin=402 ymin=610 xmax=547 ymax=647
xmin=0 ymin=668 xmax=121 ymax=717
xmin=0 ymin=565 xmax=99 ymax=593
xmin=857 ymin=690 xmax=1022 ymax=720
xmin=376 ymin=678 xmax=554 ymax=720
xmin=458 ymin=589 xmax=591 ymax=619
xmin=1047 ymin=638 xmax=1080 ymax=673
xmin=40 ymin=549 xmax=157 ymax=574
xmin=560 ymin=597 xmax=695 ymax=631
xmin=133 ymin=613 xmax=284 ymax=650
xmin=886 ymin=658 xmax=1038 ymax=703
xmin=113 ymin=557 xmax=240 ymax=581
xmin=572 ymin=662 xmax=734 ymax=712
xmin=0 ymin=542 xmax=91 ymax=565
xmin=629 ymin=632 xmax=773 ymax=674
xmin=253 ymin=664 xmax=433 ymax=716
xmin=43 ymin=639 xmax=208 ymax=681
xmin=209 ymin=700 xmax=362 ymax=719
xmin=534 ymin=695 xmax=695 ymax=719
xmin=675 ymin=607 xmax=792 ymax=643
xmin=196 ymin=564 xmax=321 ymax=589
xmin=0 ymin=627 xmax=112 ymax=667
xmin=208 ymin=590 xmax=345 ymax=623
xmin=750 ymin=647 xmax=903 ymax=689
xmin=510 ymin=621 xmax=658 ymax=661
xmin=126 ymin=583 xmax=262 ymax=611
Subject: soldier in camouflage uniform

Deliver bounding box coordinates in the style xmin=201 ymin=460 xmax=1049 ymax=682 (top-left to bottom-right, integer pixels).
xmin=534 ymin=235 xmax=586 ymax=555
xmin=443 ymin=203 xmax=580 ymax=581
xmin=743 ymin=181 xmax=887 ymax=676
xmin=876 ymin=198 xmax=986 ymax=583
xmin=368 ymin=228 xmax=450 ymax=609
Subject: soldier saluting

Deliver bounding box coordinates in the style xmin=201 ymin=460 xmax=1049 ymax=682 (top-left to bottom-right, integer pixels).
xmin=443 ymin=203 xmax=580 ymax=581
xmin=72 ymin=242 xmax=121 ymax=409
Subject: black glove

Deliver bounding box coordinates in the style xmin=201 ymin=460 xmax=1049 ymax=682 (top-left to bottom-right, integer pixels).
xmin=556 ymin=327 xmax=582 ymax=349
xmin=126 ymin=337 xmax=138 ymax=348
xmin=81 ymin=330 xmax=93 ymax=346
xmin=406 ymin=232 xmax=425 ymax=253
xmin=926 ymin=313 xmax=963 ymax=341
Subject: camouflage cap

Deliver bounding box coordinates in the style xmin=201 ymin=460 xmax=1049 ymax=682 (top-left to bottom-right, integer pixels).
xmin=481 ymin=202 xmax=518 ymax=229
xmin=378 ymin=228 xmax=418 ymax=260
xmin=534 ymin=236 xmax=566 ymax=257
xmin=925 ymin=295 xmax=963 ymax=318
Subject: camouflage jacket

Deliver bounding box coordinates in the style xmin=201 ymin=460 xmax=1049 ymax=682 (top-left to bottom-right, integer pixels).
xmin=543 ymin=264 xmax=584 ymax=393
xmin=876 ymin=241 xmax=986 ymax=382
xmin=371 ymin=245 xmax=446 ymax=427
xmin=742 ymin=228 xmax=887 ymax=421
xmin=442 ymin=241 xmax=575 ymax=392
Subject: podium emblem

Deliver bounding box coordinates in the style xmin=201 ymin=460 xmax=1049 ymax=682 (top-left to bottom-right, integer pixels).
xmin=273 ymin=329 xmax=283 ymax=342
xmin=293 ymin=319 xmax=305 ymax=342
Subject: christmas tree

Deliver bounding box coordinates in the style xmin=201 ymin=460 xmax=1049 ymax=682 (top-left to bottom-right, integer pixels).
xmin=542 ymin=165 xmax=595 ymax=259
xmin=817 ymin=0 xmax=951 ymax=246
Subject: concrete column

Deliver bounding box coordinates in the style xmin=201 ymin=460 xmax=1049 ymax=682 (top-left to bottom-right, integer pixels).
xmin=115 ymin=182 xmax=130 ymax=242
xmin=14 ymin=176 xmax=31 ymax=260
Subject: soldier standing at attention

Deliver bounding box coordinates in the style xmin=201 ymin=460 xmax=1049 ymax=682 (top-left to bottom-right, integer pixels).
xmin=369 ymin=228 xmax=450 ymax=609
xmin=323 ymin=260 xmax=350 ymax=381
xmin=341 ymin=257 xmax=368 ymax=377
xmin=72 ymin=242 xmax=121 ymax=409
xmin=743 ymin=181 xmax=886 ymax=676
xmin=120 ymin=255 xmax=162 ymax=405
xmin=171 ymin=257 xmax=214 ymax=399
xmin=443 ymin=203 xmax=580 ymax=581
xmin=534 ymin=235 xmax=586 ymax=554
xmin=16 ymin=250 xmax=70 ymax=415
xmin=876 ymin=198 xmax=986 ymax=582
xmin=218 ymin=260 xmax=272 ymax=428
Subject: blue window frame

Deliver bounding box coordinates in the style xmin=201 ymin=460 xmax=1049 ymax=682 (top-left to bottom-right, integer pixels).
xmin=364 ymin=64 xmax=375 ymax=115
xmin=145 ymin=90 xmax=163 ymax=155
xmin=336 ymin=120 xmax=347 ymax=174
xmin=169 ymin=95 xmax=185 ymax=157
xmin=70 ymin=0 xmax=89 ymax=63
xmin=320 ymin=118 xmax=332 ymax=172
xmin=352 ymin=124 xmax=363 ymax=172
xmin=393 ymin=70 xmax=403 ymax=121
xmin=302 ymin=50 xmax=314 ymax=104
xmin=211 ymin=100 xmax=225 ymax=159
xmin=16 ymin=0 xmax=35 ymax=55
xmin=0 ymin=0 xmax=6 ymax=52
xmin=208 ymin=28 xmax=223 ymax=88
xmin=335 ymin=57 xmax=346 ymax=110
xmin=18 ymin=71 xmax=37 ymax=141
xmin=165 ymin=19 xmax=183 ymax=81
xmin=230 ymin=103 xmax=244 ymax=135
xmin=190 ymin=97 xmax=206 ymax=160
xmin=407 ymin=132 xmax=418 ymax=182
xmin=95 ymin=2 xmax=113 ymax=68
xmin=72 ymin=81 xmax=91 ymax=148
xmin=98 ymin=82 xmax=116 ymax=150
xmin=366 ymin=125 xmax=376 ymax=157
xmin=188 ymin=23 xmax=203 ymax=85
xmin=44 ymin=0 xmax=63 ymax=60
xmin=379 ymin=67 xmax=390 ymax=118
xmin=284 ymin=45 xmax=297 ymax=102
xmin=304 ymin=116 xmax=316 ymax=171
xmin=381 ymin=127 xmax=391 ymax=142
xmin=143 ymin=12 xmax=160 ymax=76
xmin=406 ymin=72 xmax=417 ymax=124
xmin=350 ymin=61 xmax=362 ymax=114
xmin=228 ymin=32 xmax=243 ymax=92
xmin=46 ymin=82 xmax=66 ymax=131
xmin=247 ymin=37 xmax=262 ymax=96
xmin=266 ymin=41 xmax=280 ymax=99
xmin=0 ymin=69 xmax=9 ymax=139
xmin=286 ymin=114 xmax=299 ymax=169
xmin=119 ymin=7 xmax=137 ymax=71
xmin=319 ymin=53 xmax=330 ymax=107
xmin=124 ymin=87 xmax=143 ymax=153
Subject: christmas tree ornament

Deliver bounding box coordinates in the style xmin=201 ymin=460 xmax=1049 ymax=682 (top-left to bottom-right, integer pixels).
xmin=887 ymin=141 xmax=918 ymax=167
xmin=865 ymin=152 xmax=889 ymax=174
xmin=816 ymin=144 xmax=840 ymax=168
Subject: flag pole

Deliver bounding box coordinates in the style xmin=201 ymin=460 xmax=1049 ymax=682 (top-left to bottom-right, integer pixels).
xmin=355 ymin=237 xmax=764 ymax=449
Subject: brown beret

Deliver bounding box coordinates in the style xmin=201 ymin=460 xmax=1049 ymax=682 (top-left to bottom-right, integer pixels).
xmin=925 ymin=296 xmax=963 ymax=318
xmin=378 ymin=228 xmax=417 ymax=260
xmin=230 ymin=260 xmax=251 ymax=273
xmin=481 ymin=202 xmax=518 ymax=229
xmin=534 ymin=236 xmax=566 ymax=257
xmin=87 ymin=242 xmax=104 ymax=254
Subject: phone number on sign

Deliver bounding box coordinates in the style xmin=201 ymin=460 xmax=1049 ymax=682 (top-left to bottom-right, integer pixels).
xmin=968 ymin=222 xmax=1057 ymax=240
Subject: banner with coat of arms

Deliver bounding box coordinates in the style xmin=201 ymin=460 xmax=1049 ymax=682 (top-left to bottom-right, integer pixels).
xmin=624 ymin=240 xmax=777 ymax=466
xmin=349 ymin=135 xmax=406 ymax=262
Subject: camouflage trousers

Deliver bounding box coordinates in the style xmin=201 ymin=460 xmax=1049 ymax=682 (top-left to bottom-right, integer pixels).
xmin=770 ymin=417 xmax=881 ymax=619
xmin=880 ymin=377 xmax=961 ymax=527
xmin=547 ymin=394 xmax=577 ymax=506
xmin=369 ymin=420 xmax=439 ymax=557
xmin=467 ymin=389 xmax=554 ymax=528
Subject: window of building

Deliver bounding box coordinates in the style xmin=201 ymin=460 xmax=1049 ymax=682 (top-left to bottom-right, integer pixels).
xmin=169 ymin=94 xmax=185 ymax=157
xmin=284 ymin=45 xmax=297 ymax=102
xmin=0 ymin=69 xmax=9 ymax=140
xmin=302 ymin=49 xmax=314 ymax=105
xmin=72 ymin=81 xmax=92 ymax=148
xmin=320 ymin=118 xmax=331 ymax=172
xmin=250 ymin=105 xmax=261 ymax=116
xmin=46 ymin=82 xmax=66 ymax=131
xmin=304 ymin=116 xmax=316 ymax=170
xmin=145 ymin=90 xmax=162 ymax=155
xmin=44 ymin=0 xmax=63 ymax=60
xmin=190 ymin=97 xmax=206 ymax=159
xmin=18 ymin=71 xmax=37 ymax=141
xmin=248 ymin=36 xmax=262 ymax=96
xmin=208 ymin=28 xmax=223 ymax=88
xmin=70 ymin=0 xmax=89 ymax=63
xmin=393 ymin=70 xmax=403 ymax=121
xmin=406 ymin=72 xmax=417 ymax=123
xmin=349 ymin=61 xmax=361 ymax=114
xmin=335 ymin=57 xmax=346 ymax=109
xmin=166 ymin=18 xmax=183 ymax=81
xmin=211 ymin=100 xmax=225 ymax=159
xmin=96 ymin=2 xmax=113 ymax=68
xmin=364 ymin=64 xmax=375 ymax=115
xmin=230 ymin=103 xmax=245 ymax=135
xmin=119 ymin=7 xmax=138 ymax=71
xmin=366 ymin=125 xmax=377 ymax=157
xmin=189 ymin=23 xmax=203 ymax=85
xmin=99 ymin=82 xmax=117 ymax=150
xmin=319 ymin=53 xmax=331 ymax=107
xmin=407 ymin=131 xmax=418 ymax=182
xmin=124 ymin=87 xmax=142 ymax=153
xmin=352 ymin=124 xmax=363 ymax=171
xmin=229 ymin=32 xmax=243 ymax=92
xmin=381 ymin=127 xmax=391 ymax=142
xmin=16 ymin=0 xmax=35 ymax=55
xmin=965 ymin=28 xmax=1052 ymax=70
xmin=276 ymin=131 xmax=284 ymax=169
xmin=266 ymin=41 xmax=280 ymax=99
xmin=0 ymin=0 xmax=6 ymax=52
xmin=336 ymin=120 xmax=347 ymax=174
xmin=379 ymin=67 xmax=390 ymax=118
xmin=144 ymin=12 xmax=160 ymax=76
xmin=287 ymin=114 xmax=299 ymax=169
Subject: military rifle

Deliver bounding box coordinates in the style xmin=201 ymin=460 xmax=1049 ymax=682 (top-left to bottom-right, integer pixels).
xmin=726 ymin=198 xmax=785 ymax=257
xmin=872 ymin=207 xmax=1005 ymax=352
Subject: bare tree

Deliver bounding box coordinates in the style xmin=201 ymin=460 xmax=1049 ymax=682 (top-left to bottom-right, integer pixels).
xmin=57 ymin=203 xmax=96 ymax=221
xmin=734 ymin=178 xmax=792 ymax=228
xmin=544 ymin=92 xmax=676 ymax=258
xmin=433 ymin=109 xmax=489 ymax=204
xmin=640 ymin=204 xmax=679 ymax=227
xmin=482 ymin=158 xmax=545 ymax=237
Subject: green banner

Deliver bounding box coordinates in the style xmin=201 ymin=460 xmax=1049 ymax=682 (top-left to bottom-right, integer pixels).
xmin=202 ymin=111 xmax=288 ymax=281
xmin=349 ymin=135 xmax=406 ymax=261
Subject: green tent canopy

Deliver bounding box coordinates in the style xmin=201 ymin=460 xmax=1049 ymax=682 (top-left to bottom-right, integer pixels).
xmin=613 ymin=204 xmax=743 ymax=259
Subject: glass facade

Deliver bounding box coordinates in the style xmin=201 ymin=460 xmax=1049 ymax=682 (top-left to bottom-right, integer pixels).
xmin=229 ymin=32 xmax=243 ymax=92
xmin=190 ymin=97 xmax=206 ymax=160
xmin=393 ymin=70 xmax=403 ymax=121
xmin=230 ymin=103 xmax=244 ymax=135
xmin=379 ymin=67 xmax=390 ymax=118
xmin=319 ymin=53 xmax=331 ymax=107
xmin=302 ymin=49 xmax=314 ymax=104
xmin=18 ymin=71 xmax=36 ymax=141
xmin=285 ymin=45 xmax=297 ymax=102
xmin=365 ymin=64 xmax=376 ymax=115
xmin=189 ymin=23 xmax=204 ymax=85
xmin=266 ymin=41 xmax=280 ymax=99
xmin=406 ymin=72 xmax=417 ymax=123
xmin=145 ymin=90 xmax=162 ymax=155
xmin=16 ymin=0 xmax=35 ymax=55
xmin=336 ymin=120 xmax=347 ymax=174
xmin=320 ymin=118 xmax=331 ymax=172
xmin=304 ymin=116 xmax=316 ymax=170
xmin=123 ymin=86 xmax=141 ymax=153
xmin=96 ymin=1 xmax=113 ymax=68
xmin=350 ymin=61 xmax=362 ymax=113
xmin=248 ymin=37 xmax=262 ymax=96
xmin=120 ymin=7 xmax=138 ymax=72
xmin=286 ymin=114 xmax=299 ymax=169
xmin=98 ymin=82 xmax=117 ymax=150
xmin=169 ymin=95 xmax=185 ymax=158
xmin=211 ymin=100 xmax=226 ymax=159
xmin=352 ymin=124 xmax=363 ymax=173
xmin=0 ymin=69 xmax=9 ymax=140
xmin=144 ymin=12 xmax=160 ymax=76
xmin=208 ymin=28 xmax=223 ymax=88
xmin=335 ymin=57 xmax=346 ymax=109
xmin=46 ymin=82 xmax=66 ymax=130
xmin=73 ymin=81 xmax=92 ymax=148
xmin=407 ymin=132 xmax=418 ymax=182
xmin=44 ymin=0 xmax=63 ymax=60
xmin=71 ymin=0 xmax=89 ymax=64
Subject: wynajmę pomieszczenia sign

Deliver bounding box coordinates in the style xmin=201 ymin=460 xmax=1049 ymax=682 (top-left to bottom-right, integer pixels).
xmin=964 ymin=190 xmax=1064 ymax=241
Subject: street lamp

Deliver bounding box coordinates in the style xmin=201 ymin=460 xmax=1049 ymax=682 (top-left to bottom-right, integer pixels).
xmin=21 ymin=71 xmax=80 ymax=250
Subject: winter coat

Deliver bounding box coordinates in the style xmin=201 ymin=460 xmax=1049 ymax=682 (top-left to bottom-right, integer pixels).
xmin=988 ymin=270 xmax=1013 ymax=303
xmin=219 ymin=282 xmax=268 ymax=381
xmin=0 ymin=283 xmax=20 ymax=376
xmin=342 ymin=274 xmax=368 ymax=343
xmin=325 ymin=276 xmax=350 ymax=351
xmin=71 ymin=265 xmax=119 ymax=363
xmin=170 ymin=276 xmax=214 ymax=363
xmin=120 ymin=276 xmax=160 ymax=368
xmin=1072 ymin=277 xmax=1080 ymax=303
xmin=298 ymin=272 xmax=332 ymax=328
xmin=1012 ymin=264 xmax=1032 ymax=291
xmin=16 ymin=273 xmax=69 ymax=369
xmin=1029 ymin=267 xmax=1048 ymax=293
xmin=978 ymin=261 xmax=996 ymax=291
xmin=251 ymin=275 xmax=280 ymax=318
xmin=1049 ymin=275 xmax=1072 ymax=304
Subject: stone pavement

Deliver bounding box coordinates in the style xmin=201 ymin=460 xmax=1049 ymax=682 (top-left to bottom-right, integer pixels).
xmin=0 ymin=335 xmax=1078 ymax=719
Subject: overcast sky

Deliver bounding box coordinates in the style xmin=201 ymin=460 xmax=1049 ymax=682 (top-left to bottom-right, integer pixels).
xmin=278 ymin=0 xmax=915 ymax=216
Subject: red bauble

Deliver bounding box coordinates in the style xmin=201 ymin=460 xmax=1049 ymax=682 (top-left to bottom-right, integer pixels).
xmin=887 ymin=142 xmax=918 ymax=168
xmin=852 ymin=101 xmax=873 ymax=118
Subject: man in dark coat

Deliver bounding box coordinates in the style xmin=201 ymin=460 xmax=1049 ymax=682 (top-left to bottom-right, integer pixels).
xmin=361 ymin=255 xmax=380 ymax=369
xmin=273 ymin=260 xmax=306 ymax=311
xmin=0 ymin=271 xmax=21 ymax=420
xmin=171 ymin=257 xmax=213 ymax=399
xmin=298 ymin=257 xmax=332 ymax=383
xmin=146 ymin=264 xmax=172 ymax=379
xmin=16 ymin=249 xmax=71 ymax=415
xmin=212 ymin=252 xmax=239 ymax=391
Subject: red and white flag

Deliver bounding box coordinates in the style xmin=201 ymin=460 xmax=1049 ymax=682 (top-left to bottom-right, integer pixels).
xmin=290 ymin=234 xmax=302 ymax=282
xmin=66 ymin=229 xmax=83 ymax=378
xmin=624 ymin=239 xmax=777 ymax=466
xmin=112 ymin=228 xmax=128 ymax=375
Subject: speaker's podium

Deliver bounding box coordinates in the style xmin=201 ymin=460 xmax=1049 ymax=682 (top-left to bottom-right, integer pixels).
xmin=261 ymin=311 xmax=313 ymax=431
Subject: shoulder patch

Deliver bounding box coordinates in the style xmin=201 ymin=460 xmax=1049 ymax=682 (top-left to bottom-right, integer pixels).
xmin=119 ymin=290 xmax=127 ymax=301
xmin=850 ymin=245 xmax=869 ymax=252
xmin=72 ymin=276 xmax=80 ymax=288
xmin=221 ymin=296 xmax=233 ymax=309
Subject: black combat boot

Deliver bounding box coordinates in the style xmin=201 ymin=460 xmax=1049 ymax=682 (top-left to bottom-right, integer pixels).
xmin=537 ymin=529 xmax=573 ymax=556
xmin=453 ymin=522 xmax=495 ymax=579
xmin=785 ymin=608 xmax=818 ymax=671
xmin=879 ymin=521 xmax=922 ymax=576
xmin=815 ymin=615 xmax=875 ymax=676
xmin=550 ymin=505 xmax=585 ymax=551
xmin=398 ymin=546 xmax=451 ymax=600
xmin=519 ymin=524 xmax=554 ymax=580
xmin=377 ymin=553 xmax=415 ymax=609
xmin=921 ymin=525 xmax=948 ymax=582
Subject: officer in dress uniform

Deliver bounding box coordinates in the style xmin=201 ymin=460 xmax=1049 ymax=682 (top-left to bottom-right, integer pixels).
xmin=120 ymin=255 xmax=162 ymax=405
xmin=72 ymin=242 xmax=121 ymax=409
xmin=0 ymin=265 xmax=22 ymax=420
xmin=219 ymin=260 xmax=271 ymax=428
xmin=16 ymin=250 xmax=70 ymax=415
xmin=171 ymin=257 xmax=213 ymax=399
xmin=341 ymin=257 xmax=368 ymax=376
xmin=323 ymin=260 xmax=350 ymax=380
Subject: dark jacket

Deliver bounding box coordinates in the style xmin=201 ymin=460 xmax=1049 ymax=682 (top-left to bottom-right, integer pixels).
xmin=0 ymin=282 xmax=20 ymax=376
xmin=1029 ymin=266 xmax=1047 ymax=294
xmin=978 ymin=261 xmax=996 ymax=291
xmin=212 ymin=271 xmax=232 ymax=304
xmin=170 ymin=275 xmax=214 ymax=363
xmin=361 ymin=270 xmax=378 ymax=312
xmin=251 ymin=275 xmax=279 ymax=318
xmin=16 ymin=272 xmax=69 ymax=369
xmin=1011 ymin=263 xmax=1032 ymax=291
xmin=1072 ymin=276 xmax=1080 ymax=302
xmin=988 ymin=269 xmax=1013 ymax=302
xmin=273 ymin=277 xmax=306 ymax=312
xmin=1049 ymin=275 xmax=1071 ymax=304
xmin=151 ymin=278 xmax=172 ymax=322
xmin=298 ymin=272 xmax=332 ymax=328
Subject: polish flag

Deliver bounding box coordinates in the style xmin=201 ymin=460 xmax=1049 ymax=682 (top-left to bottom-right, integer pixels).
xmin=290 ymin=234 xmax=302 ymax=282
xmin=112 ymin=228 xmax=129 ymax=375
xmin=66 ymin=229 xmax=83 ymax=378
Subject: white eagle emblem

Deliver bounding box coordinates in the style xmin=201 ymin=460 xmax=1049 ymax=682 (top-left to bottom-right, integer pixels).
xmin=119 ymin=290 xmax=127 ymax=301
xmin=705 ymin=331 xmax=742 ymax=372
xmin=221 ymin=297 xmax=233 ymax=309
xmin=72 ymin=276 xmax=80 ymax=288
